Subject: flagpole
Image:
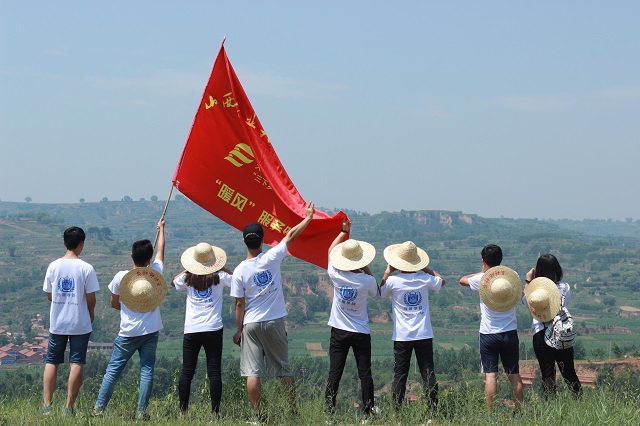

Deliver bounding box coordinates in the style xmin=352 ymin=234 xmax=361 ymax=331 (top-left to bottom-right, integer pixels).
xmin=154 ymin=183 xmax=175 ymax=251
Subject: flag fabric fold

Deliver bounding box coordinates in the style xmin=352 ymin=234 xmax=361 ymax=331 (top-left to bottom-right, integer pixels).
xmin=173 ymin=40 xmax=346 ymax=268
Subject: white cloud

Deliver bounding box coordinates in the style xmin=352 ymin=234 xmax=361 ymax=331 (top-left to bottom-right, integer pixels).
xmin=500 ymin=85 xmax=640 ymax=111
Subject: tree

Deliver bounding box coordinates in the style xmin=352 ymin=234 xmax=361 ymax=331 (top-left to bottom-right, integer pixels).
xmin=101 ymin=227 xmax=112 ymax=240
xmin=175 ymin=194 xmax=185 ymax=202
xmin=24 ymin=196 xmax=32 ymax=203
xmin=150 ymin=195 xmax=158 ymax=202
xmin=101 ymin=197 xmax=109 ymax=202
xmin=7 ymin=243 xmax=17 ymax=257
xmin=122 ymin=195 xmax=132 ymax=202
xmin=79 ymin=198 xmax=85 ymax=203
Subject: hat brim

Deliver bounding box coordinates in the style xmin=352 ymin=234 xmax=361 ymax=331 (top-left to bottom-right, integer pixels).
xmin=383 ymin=244 xmax=430 ymax=272
xmin=478 ymin=266 xmax=522 ymax=312
xmin=329 ymin=240 xmax=376 ymax=271
xmin=524 ymin=277 xmax=562 ymax=322
xmin=180 ymin=244 xmax=227 ymax=275
xmin=119 ymin=267 xmax=167 ymax=313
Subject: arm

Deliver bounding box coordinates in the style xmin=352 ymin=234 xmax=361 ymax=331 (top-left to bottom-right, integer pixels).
xmin=154 ymin=219 xmax=165 ymax=263
xmin=86 ymin=292 xmax=97 ymax=323
xmin=233 ymin=297 xmax=245 ymax=346
xmin=328 ymin=217 xmax=350 ymax=257
xmin=47 ymin=293 xmax=52 ymax=302
xmin=172 ymin=270 xmax=186 ymax=288
xmin=460 ymin=273 xmax=479 ymax=287
xmin=381 ymin=264 xmax=396 ymax=287
xmin=282 ymin=202 xmax=315 ymax=247
xmin=220 ymin=267 xmax=233 ymax=275
xmin=423 ymin=266 xmax=446 ymax=286
xmin=110 ymin=293 xmax=121 ymax=310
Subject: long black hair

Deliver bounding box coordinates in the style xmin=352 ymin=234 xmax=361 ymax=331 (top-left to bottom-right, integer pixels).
xmin=534 ymin=253 xmax=563 ymax=284
xmin=184 ymin=271 xmax=220 ymax=291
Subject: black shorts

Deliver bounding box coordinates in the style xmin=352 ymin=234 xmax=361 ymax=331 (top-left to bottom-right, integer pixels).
xmin=479 ymin=330 xmax=519 ymax=374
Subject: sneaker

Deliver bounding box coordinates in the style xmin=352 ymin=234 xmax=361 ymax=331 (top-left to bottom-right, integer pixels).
xmin=40 ymin=406 xmax=52 ymax=415
xmin=136 ymin=411 xmax=151 ymax=421
xmin=92 ymin=407 xmax=104 ymax=416
xmin=63 ymin=407 xmax=75 ymax=416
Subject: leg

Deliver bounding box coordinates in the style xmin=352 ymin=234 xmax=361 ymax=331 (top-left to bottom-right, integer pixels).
xmin=352 ymin=332 xmax=374 ymax=415
xmin=203 ymin=329 xmax=224 ymax=414
xmin=414 ymin=339 xmax=438 ymax=411
xmin=246 ymin=376 xmax=262 ymax=415
xmin=262 ymin=318 xmax=296 ymax=411
xmin=391 ymin=341 xmax=412 ymax=408
xmin=508 ymin=373 xmax=524 ymax=412
xmin=137 ymin=332 xmax=159 ymax=413
xmin=66 ymin=363 xmax=84 ymax=409
xmin=556 ymin=347 xmax=582 ymax=396
xmin=94 ymin=336 xmax=137 ymax=410
xmin=484 ymin=373 xmax=498 ymax=412
xmin=325 ymin=328 xmax=350 ymax=411
xmin=533 ymin=330 xmax=557 ymax=396
xmin=43 ymin=363 xmax=59 ymax=407
xmin=500 ymin=330 xmax=523 ymax=412
xmin=281 ymin=375 xmax=297 ymax=413
xmin=179 ymin=333 xmax=201 ymax=414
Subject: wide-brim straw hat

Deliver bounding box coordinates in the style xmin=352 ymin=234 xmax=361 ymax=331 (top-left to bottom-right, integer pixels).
xmin=119 ymin=267 xmax=167 ymax=313
xmin=329 ymin=239 xmax=376 ymax=271
xmin=478 ymin=266 xmax=522 ymax=312
xmin=524 ymin=277 xmax=561 ymax=322
xmin=383 ymin=241 xmax=430 ymax=272
xmin=181 ymin=242 xmax=227 ymax=275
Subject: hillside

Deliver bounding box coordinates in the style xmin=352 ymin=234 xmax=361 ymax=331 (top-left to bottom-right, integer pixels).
xmin=2 ymin=199 xmax=640 ymax=360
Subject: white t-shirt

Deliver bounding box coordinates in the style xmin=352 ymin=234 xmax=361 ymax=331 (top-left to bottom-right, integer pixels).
xmin=468 ymin=272 xmax=517 ymax=334
xmin=173 ymin=271 xmax=232 ymax=334
xmin=381 ymin=272 xmax=442 ymax=341
xmin=525 ymin=281 xmax=571 ymax=334
xmin=109 ymin=260 xmax=164 ymax=337
xmin=43 ymin=258 xmax=100 ymax=335
xmin=230 ymin=242 xmax=288 ymax=324
xmin=327 ymin=264 xmax=378 ymax=334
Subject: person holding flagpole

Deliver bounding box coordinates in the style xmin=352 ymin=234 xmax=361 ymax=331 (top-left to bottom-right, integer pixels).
xmin=231 ymin=202 xmax=315 ymax=422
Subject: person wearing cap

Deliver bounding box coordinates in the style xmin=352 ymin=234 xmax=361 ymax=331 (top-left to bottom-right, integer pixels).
xmin=459 ymin=244 xmax=523 ymax=414
xmin=172 ymin=243 xmax=233 ymax=417
xmin=231 ymin=202 xmax=315 ymax=420
xmin=324 ymin=218 xmax=378 ymax=419
xmin=524 ymin=253 xmax=581 ymax=397
xmin=41 ymin=226 xmax=100 ymax=416
xmin=380 ymin=241 xmax=445 ymax=414
xmin=93 ymin=219 xmax=166 ymax=419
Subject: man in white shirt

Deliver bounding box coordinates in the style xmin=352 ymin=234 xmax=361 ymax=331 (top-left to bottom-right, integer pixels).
xmin=460 ymin=244 xmax=523 ymax=414
xmin=380 ymin=241 xmax=444 ymax=414
xmin=324 ymin=218 xmax=377 ymax=419
xmin=42 ymin=226 xmax=99 ymax=415
xmin=231 ymin=203 xmax=314 ymax=420
xmin=93 ymin=220 xmax=165 ymax=419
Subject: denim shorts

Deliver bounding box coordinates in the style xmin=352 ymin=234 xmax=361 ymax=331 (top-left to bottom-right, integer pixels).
xmin=45 ymin=332 xmax=91 ymax=364
xmin=479 ymin=330 xmax=519 ymax=374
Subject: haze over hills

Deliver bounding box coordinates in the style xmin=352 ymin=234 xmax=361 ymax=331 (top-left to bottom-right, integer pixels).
xmin=1 ymin=199 xmax=640 ymax=359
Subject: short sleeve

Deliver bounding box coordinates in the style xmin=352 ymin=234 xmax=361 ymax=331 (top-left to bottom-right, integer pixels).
xmin=219 ymin=271 xmax=233 ymax=288
xmin=173 ymin=273 xmax=187 ymax=291
xmin=85 ymin=266 xmax=100 ymax=293
xmin=43 ymin=265 xmax=53 ymax=293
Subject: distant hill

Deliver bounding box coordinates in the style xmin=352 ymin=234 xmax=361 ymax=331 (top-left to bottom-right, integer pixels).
xmin=2 ymin=199 xmax=640 ymax=358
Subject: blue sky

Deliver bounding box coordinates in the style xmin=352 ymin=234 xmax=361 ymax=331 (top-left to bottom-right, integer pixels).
xmin=1 ymin=2 xmax=639 ymax=220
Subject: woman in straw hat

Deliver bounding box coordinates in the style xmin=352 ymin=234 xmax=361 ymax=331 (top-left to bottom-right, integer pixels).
xmin=172 ymin=242 xmax=233 ymax=417
xmin=380 ymin=241 xmax=445 ymax=414
xmin=524 ymin=254 xmax=581 ymax=397
xmin=324 ymin=218 xmax=378 ymax=421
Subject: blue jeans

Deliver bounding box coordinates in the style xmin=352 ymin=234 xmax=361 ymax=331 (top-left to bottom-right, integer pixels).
xmin=94 ymin=332 xmax=159 ymax=413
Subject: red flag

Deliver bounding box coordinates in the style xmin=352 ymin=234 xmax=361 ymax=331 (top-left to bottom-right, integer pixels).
xmin=173 ymin=40 xmax=346 ymax=268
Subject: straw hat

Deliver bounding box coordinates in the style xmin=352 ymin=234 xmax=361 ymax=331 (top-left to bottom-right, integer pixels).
xmin=119 ymin=267 xmax=167 ymax=313
xmin=478 ymin=266 xmax=522 ymax=312
xmin=383 ymin=241 xmax=430 ymax=272
xmin=180 ymin=242 xmax=227 ymax=275
xmin=524 ymin=277 xmax=561 ymax=322
xmin=329 ymin=239 xmax=376 ymax=271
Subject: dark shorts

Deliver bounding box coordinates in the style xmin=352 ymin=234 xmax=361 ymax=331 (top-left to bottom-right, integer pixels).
xmin=45 ymin=332 xmax=91 ymax=364
xmin=479 ymin=330 xmax=519 ymax=374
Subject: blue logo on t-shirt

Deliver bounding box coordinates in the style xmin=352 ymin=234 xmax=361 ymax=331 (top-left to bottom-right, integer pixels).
xmin=403 ymin=291 xmax=423 ymax=307
xmin=57 ymin=276 xmax=75 ymax=293
xmin=253 ymin=270 xmax=273 ymax=288
xmin=194 ymin=287 xmax=213 ymax=299
xmin=340 ymin=286 xmax=358 ymax=302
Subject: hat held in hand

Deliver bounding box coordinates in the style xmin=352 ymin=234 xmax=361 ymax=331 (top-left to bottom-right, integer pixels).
xmin=384 ymin=241 xmax=430 ymax=272
xmin=479 ymin=266 xmax=522 ymax=312
xmin=181 ymin=242 xmax=227 ymax=275
xmin=525 ymin=277 xmax=561 ymax=322
xmin=119 ymin=267 xmax=167 ymax=313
